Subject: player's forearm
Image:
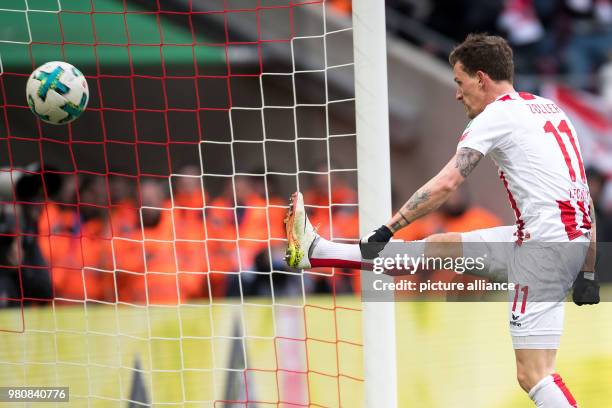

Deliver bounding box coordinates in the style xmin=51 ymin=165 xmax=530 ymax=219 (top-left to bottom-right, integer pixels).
xmin=581 ymin=198 xmax=597 ymax=274
xmin=386 ymin=171 xmax=457 ymax=233
xmin=384 ymin=148 xmax=482 ymax=234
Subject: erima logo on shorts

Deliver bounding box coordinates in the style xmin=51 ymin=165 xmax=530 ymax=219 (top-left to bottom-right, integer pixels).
xmin=510 ymin=314 xmax=522 ymax=327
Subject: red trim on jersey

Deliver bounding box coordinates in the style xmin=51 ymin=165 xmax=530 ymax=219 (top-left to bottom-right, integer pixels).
xmin=518 ymin=92 xmax=536 ymax=100
xmin=576 ymin=200 xmax=592 ymax=230
xmin=497 ymin=94 xmax=514 ymax=101
xmin=552 ymin=374 xmax=578 ymax=407
xmin=310 ymin=258 xmax=362 ymax=269
xmin=499 ymin=171 xmax=525 ymax=242
xmin=557 ymin=200 xmax=584 ymax=240
xmin=558 ymin=119 xmax=587 ymax=183
xmin=459 ymin=130 xmax=470 ymax=142
xmin=544 ymin=121 xmax=577 ymax=182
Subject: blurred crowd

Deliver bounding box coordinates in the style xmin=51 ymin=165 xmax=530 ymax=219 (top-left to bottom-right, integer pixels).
xmin=0 ymin=164 xmax=363 ymax=307
xmin=431 ymin=0 xmax=610 ymax=93
xmin=331 ymin=0 xmax=612 ymax=94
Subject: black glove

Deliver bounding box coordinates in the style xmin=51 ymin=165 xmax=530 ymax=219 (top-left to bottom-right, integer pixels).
xmin=359 ymin=225 xmax=393 ymax=259
xmin=572 ymin=272 xmax=600 ymax=306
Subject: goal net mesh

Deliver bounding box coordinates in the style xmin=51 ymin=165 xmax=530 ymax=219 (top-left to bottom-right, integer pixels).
xmin=0 ymin=0 xmax=363 ymax=406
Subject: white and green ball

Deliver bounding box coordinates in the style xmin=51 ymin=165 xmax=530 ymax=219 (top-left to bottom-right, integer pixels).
xmin=26 ymin=61 xmax=89 ymax=125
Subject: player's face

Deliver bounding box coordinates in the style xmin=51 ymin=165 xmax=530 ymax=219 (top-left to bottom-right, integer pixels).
xmin=453 ymin=62 xmax=486 ymax=119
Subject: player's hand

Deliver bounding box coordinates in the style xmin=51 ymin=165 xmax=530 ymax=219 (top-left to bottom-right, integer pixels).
xmin=359 ymin=225 xmax=393 ymax=259
xmin=572 ymin=272 xmax=600 ymax=306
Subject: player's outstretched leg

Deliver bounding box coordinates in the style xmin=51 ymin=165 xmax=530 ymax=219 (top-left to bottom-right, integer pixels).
xmin=284 ymin=191 xmax=466 ymax=272
xmin=284 ymin=192 xmax=515 ymax=281
xmin=283 ymin=191 xmax=499 ymax=273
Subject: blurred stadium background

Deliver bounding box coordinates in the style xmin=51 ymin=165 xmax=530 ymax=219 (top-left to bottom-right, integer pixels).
xmin=0 ymin=0 xmax=611 ymax=407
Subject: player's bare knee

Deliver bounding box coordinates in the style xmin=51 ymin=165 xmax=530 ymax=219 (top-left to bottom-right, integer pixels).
xmin=426 ymin=232 xmax=462 ymax=244
xmin=516 ymin=369 xmax=532 ymax=393
xmin=515 ymin=352 xmax=556 ymax=393
xmin=425 ymin=233 xmax=462 ymax=259
xmin=516 ymin=367 xmax=553 ymax=393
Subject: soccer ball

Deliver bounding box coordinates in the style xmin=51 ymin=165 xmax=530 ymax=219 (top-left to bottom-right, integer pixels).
xmin=26 ymin=61 xmax=89 ymax=125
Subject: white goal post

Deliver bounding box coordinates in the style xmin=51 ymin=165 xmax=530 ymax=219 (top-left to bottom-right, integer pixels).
xmin=353 ymin=1 xmax=398 ymax=407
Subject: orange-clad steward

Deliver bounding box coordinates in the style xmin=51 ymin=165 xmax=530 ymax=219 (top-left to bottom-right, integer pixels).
xmin=303 ymin=170 xmax=360 ymax=294
xmin=108 ymin=176 xmax=139 ymax=240
xmin=303 ymin=170 xmax=358 ymax=240
xmin=113 ymin=179 xmax=209 ymax=305
xmin=171 ymin=166 xmax=216 ymax=298
xmin=39 ymin=176 xmax=115 ymax=302
xmin=207 ymin=177 xmax=273 ymax=273
xmin=327 ymin=0 xmax=351 ymax=15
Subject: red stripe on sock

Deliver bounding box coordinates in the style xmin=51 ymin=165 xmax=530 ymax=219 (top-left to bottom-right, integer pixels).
xmin=310 ymin=258 xmax=363 ymax=269
xmin=552 ymin=373 xmax=577 ymax=407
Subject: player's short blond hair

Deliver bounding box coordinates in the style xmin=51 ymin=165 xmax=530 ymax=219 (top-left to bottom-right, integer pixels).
xmin=449 ymin=33 xmax=514 ymax=83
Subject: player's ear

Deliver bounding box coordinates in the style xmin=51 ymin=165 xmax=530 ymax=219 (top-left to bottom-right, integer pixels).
xmin=476 ymin=71 xmax=486 ymax=87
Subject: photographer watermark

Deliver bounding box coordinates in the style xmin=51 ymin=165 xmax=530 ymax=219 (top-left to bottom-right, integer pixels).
xmin=360 ymin=241 xmax=608 ymax=302
xmin=372 ymin=253 xmax=486 ymax=275
xmin=370 ymin=253 xmax=516 ymax=293
xmin=372 ymin=277 xmax=516 ymax=293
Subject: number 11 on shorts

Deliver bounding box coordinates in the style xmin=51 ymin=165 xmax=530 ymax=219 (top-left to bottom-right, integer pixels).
xmin=512 ymin=284 xmax=529 ymax=314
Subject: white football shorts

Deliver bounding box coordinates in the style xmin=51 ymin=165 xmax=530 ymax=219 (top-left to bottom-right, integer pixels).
xmin=461 ymin=226 xmax=589 ymax=349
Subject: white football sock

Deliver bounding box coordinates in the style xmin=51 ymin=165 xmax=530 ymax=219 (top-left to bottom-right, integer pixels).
xmin=529 ymin=374 xmax=577 ymax=407
xmin=309 ymin=237 xmax=426 ymax=271
xmin=310 ymin=238 xmax=362 ymax=267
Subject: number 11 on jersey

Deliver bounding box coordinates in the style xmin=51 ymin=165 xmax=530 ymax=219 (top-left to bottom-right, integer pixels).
xmin=543 ymin=120 xmax=591 ymax=240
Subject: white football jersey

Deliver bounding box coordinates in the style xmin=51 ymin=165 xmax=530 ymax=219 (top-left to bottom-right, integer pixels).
xmin=457 ymin=92 xmax=592 ymax=242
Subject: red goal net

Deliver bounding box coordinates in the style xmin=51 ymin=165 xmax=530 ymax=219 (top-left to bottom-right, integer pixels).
xmin=0 ymin=1 xmax=363 ymax=406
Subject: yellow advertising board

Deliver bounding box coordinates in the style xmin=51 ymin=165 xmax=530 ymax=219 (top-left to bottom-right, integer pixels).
xmin=0 ymin=294 xmax=610 ymax=407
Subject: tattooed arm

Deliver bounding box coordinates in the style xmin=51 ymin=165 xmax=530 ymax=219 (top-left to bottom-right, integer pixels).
xmin=385 ymin=148 xmax=483 ymax=233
